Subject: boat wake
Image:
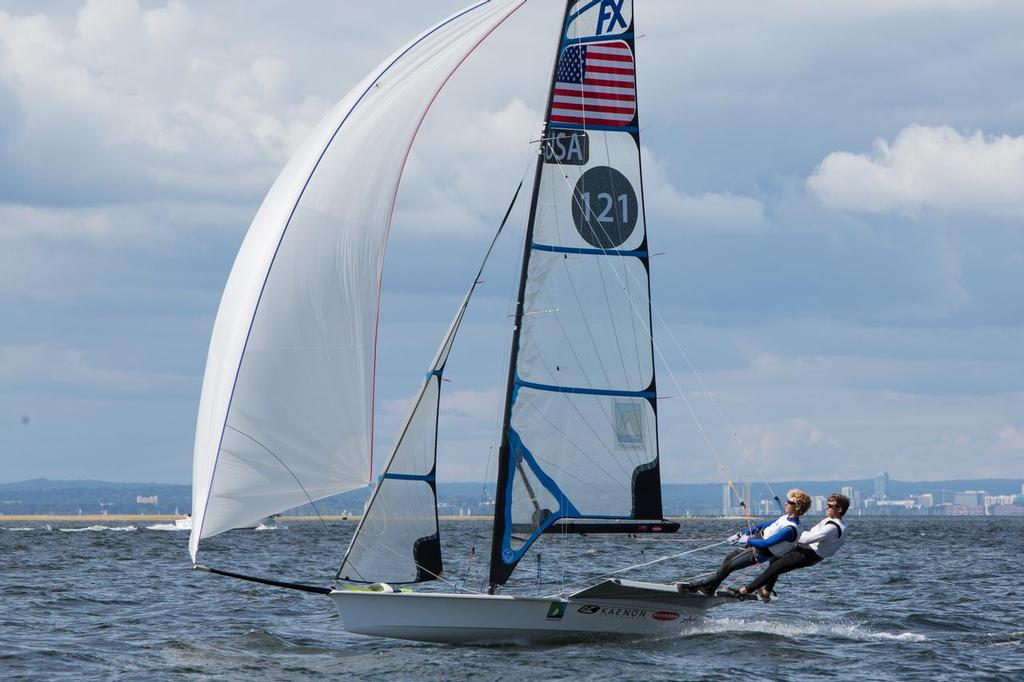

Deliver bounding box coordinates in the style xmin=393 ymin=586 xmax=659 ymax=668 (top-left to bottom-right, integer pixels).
xmin=58 ymin=525 xmax=138 ymax=533
xmin=146 ymin=523 xmax=187 ymax=531
xmin=691 ymin=617 xmax=928 ymax=643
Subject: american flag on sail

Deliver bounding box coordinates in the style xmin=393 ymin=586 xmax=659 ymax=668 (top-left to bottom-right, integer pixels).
xmin=550 ymin=40 xmax=635 ymax=127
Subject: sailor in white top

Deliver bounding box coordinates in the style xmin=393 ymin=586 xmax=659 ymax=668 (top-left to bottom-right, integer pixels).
xmin=677 ymin=490 xmax=812 ymax=597
xmin=799 ymin=514 xmax=846 ymax=558
xmin=733 ymin=492 xmax=850 ymax=601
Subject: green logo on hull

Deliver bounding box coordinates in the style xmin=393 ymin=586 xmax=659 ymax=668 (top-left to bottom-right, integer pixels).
xmin=546 ymin=601 xmax=567 ymax=619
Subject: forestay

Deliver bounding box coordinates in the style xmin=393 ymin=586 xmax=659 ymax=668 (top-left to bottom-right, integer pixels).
xmin=190 ymin=0 xmax=525 ymax=563
xmin=491 ymin=0 xmax=662 ymax=586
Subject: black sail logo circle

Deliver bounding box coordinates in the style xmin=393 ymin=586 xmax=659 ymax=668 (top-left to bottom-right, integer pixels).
xmin=571 ymin=166 xmax=638 ymax=249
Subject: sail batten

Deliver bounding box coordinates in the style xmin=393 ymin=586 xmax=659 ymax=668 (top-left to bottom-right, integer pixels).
xmin=490 ymin=0 xmax=662 ymax=587
xmin=190 ymin=0 xmax=526 ymax=563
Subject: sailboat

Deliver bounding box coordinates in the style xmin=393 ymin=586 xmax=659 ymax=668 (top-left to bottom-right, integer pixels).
xmin=189 ymin=0 xmax=725 ymax=644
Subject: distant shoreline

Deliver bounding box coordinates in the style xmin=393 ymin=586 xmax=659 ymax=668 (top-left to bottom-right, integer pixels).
xmin=3 ymin=514 xmax=749 ymax=523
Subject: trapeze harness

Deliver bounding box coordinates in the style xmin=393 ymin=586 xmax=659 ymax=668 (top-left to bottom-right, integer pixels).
xmin=745 ymin=514 xmax=801 ymax=558
xmin=688 ymin=514 xmax=801 ymax=593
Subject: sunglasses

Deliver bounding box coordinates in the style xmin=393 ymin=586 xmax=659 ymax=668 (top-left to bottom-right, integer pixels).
xmin=785 ymin=499 xmax=798 ymax=505
xmin=827 ymin=503 xmax=837 ymax=508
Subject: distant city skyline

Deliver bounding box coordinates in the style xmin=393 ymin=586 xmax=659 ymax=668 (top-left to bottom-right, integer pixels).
xmin=3 ymin=475 xmax=1021 ymax=517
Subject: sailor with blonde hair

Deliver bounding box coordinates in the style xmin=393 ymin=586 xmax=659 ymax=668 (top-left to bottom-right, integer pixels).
xmin=677 ymin=489 xmax=812 ymax=597
xmin=727 ymin=492 xmax=850 ymax=602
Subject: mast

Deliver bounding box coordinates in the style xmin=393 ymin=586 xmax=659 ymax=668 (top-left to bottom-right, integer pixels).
xmin=489 ymin=0 xmax=663 ymax=591
xmin=488 ymin=1 xmax=573 ymax=593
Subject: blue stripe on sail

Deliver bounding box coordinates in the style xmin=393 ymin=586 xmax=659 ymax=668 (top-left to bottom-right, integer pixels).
xmin=380 ymin=473 xmax=436 ymax=482
xmin=500 ymin=426 xmax=582 ymax=566
xmin=516 ymin=377 xmax=655 ymax=399
xmin=547 ymin=121 xmax=639 ymax=134
xmin=561 ymin=33 xmax=634 ymax=47
xmin=532 ymin=243 xmax=647 ymax=258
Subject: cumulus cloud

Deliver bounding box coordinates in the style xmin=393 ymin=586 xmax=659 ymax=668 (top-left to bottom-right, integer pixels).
xmin=395 ymin=99 xmax=541 ymax=238
xmin=0 ymin=0 xmax=331 ymax=205
xmin=808 ymin=124 xmax=1024 ymax=218
xmin=742 ymin=418 xmax=842 ymax=458
xmin=0 ymin=344 xmax=187 ymax=393
xmin=990 ymin=425 xmax=1024 ymax=454
xmin=441 ymin=387 xmax=501 ymax=422
xmin=642 ymin=149 xmax=768 ymax=232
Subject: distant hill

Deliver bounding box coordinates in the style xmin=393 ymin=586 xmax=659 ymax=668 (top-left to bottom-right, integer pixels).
xmin=1 ymin=477 xmax=1020 ymax=516
xmin=0 ymin=479 xmax=192 ymax=515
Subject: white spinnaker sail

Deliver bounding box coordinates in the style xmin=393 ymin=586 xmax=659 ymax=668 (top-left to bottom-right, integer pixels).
xmin=190 ymin=0 xmax=524 ymax=562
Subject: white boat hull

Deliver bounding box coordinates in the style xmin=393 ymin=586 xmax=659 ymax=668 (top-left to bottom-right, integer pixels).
xmin=330 ymin=579 xmax=721 ymax=644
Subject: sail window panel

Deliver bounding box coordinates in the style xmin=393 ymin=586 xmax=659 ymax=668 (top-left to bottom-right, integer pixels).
xmin=518 ymin=250 xmax=653 ymax=392
xmin=533 ymin=131 xmax=644 ymax=252
xmin=338 ymin=479 xmax=439 ymax=584
xmin=510 ymin=387 xmax=656 ymax=520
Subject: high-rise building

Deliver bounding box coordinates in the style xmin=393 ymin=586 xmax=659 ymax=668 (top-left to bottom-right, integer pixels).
xmin=722 ymin=485 xmax=731 ymax=516
xmin=874 ymin=472 xmax=889 ymax=500
xmin=841 ymin=485 xmax=861 ymax=511
xmin=955 ymin=491 xmax=986 ymax=508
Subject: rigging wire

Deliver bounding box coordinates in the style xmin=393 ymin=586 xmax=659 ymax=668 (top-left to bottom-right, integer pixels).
xmin=340 ymin=170 xmax=532 ymax=585
xmin=543 ymin=146 xmax=761 ymax=531
xmin=554 ymin=539 xmax=727 ymax=596
xmin=527 ymin=15 xmax=777 ymax=521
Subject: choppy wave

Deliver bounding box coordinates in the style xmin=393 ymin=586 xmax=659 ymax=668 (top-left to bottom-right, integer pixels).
xmin=2 ymin=516 xmax=1021 ymax=678
xmin=4 ymin=527 xmax=40 ymax=532
xmin=58 ymin=525 xmax=137 ymax=533
xmin=694 ymin=617 xmax=928 ymax=643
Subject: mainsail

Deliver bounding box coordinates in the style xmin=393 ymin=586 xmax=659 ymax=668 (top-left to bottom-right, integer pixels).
xmin=490 ymin=0 xmax=662 ymax=586
xmin=189 ymin=0 xmax=525 ymax=563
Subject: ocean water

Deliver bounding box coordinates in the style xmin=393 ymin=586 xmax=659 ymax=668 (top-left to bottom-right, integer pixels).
xmin=1 ymin=517 xmax=1021 ymax=680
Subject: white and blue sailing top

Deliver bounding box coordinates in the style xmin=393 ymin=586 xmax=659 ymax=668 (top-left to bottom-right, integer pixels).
xmin=744 ymin=514 xmax=801 ymax=557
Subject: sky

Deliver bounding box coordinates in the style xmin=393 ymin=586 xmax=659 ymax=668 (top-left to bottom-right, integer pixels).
xmin=0 ymin=0 xmax=1022 ymax=486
